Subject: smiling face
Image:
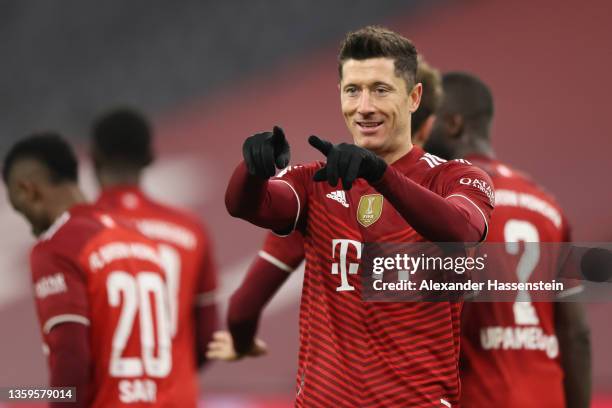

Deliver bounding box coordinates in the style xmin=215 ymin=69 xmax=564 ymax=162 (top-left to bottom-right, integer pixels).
xmin=340 ymin=58 xmax=422 ymax=161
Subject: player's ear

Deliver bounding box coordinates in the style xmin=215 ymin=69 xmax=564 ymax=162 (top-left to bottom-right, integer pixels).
xmin=408 ymin=82 xmax=423 ymax=113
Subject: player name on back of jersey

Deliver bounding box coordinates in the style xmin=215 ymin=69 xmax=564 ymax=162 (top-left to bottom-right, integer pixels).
xmin=495 ymin=189 xmax=561 ymax=227
xmin=137 ymin=219 xmax=196 ymax=250
xmin=88 ymin=241 xmax=163 ymax=271
xmin=118 ymin=379 xmax=157 ymax=404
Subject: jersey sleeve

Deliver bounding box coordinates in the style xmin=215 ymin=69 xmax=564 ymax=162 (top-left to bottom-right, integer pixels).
xmin=195 ymin=226 xmax=218 ymax=306
xmin=435 ymin=161 xmax=496 ymax=241
xmin=30 ymin=244 xmax=90 ymax=336
xmin=259 ymin=231 xmax=305 ymax=272
xmin=271 ymin=162 xmax=321 ymax=234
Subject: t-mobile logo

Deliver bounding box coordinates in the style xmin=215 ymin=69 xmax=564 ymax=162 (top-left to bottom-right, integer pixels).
xmin=331 ymin=239 xmax=362 ymax=291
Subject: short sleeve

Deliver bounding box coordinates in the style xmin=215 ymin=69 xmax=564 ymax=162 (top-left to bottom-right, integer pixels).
xmin=271 ymin=162 xmax=321 ymax=234
xmin=30 ymin=245 xmax=90 ymax=336
xmin=259 ymin=231 xmax=305 ymax=272
xmin=435 ymin=161 xmax=496 ymax=240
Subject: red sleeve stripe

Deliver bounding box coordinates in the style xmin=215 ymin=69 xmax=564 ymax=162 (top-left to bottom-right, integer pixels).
xmin=43 ymin=314 xmax=90 ymax=334
xmin=258 ymin=250 xmax=294 ymax=272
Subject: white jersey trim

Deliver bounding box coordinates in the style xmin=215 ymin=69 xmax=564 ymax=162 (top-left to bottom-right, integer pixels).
xmin=259 ymin=250 xmax=294 ymax=272
xmin=43 ymin=314 xmax=90 ymax=334
xmin=421 ymin=153 xmax=447 ymax=168
xmin=39 ymin=212 xmax=71 ymax=241
xmin=446 ymin=194 xmax=489 ymax=243
xmin=272 ymin=179 xmax=301 ymax=236
xmin=196 ymin=291 xmax=217 ymax=306
xmin=556 ymin=284 xmax=584 ymax=299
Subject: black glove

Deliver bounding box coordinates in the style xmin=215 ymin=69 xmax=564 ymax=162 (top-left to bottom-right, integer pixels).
xmin=308 ymin=135 xmax=387 ymax=190
xmin=242 ymin=126 xmax=290 ymax=179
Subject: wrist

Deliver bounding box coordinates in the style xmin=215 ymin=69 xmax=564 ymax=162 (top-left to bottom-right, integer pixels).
xmin=366 ymin=156 xmax=388 ymax=183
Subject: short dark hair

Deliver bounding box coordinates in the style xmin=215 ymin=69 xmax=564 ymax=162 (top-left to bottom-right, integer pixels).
xmin=2 ymin=132 xmax=78 ymax=184
xmin=412 ymin=57 xmax=443 ymax=134
xmin=442 ymin=72 xmax=494 ymax=128
xmin=92 ymin=108 xmax=153 ymax=168
xmin=338 ymin=25 xmax=418 ymax=88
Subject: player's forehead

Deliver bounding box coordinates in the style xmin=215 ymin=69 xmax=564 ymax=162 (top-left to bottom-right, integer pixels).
xmin=340 ymin=57 xmax=403 ymax=87
xmin=6 ymin=158 xmax=50 ymax=186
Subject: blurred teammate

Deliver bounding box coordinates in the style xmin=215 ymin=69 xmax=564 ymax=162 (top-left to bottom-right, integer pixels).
xmin=425 ymin=72 xmax=591 ymax=408
xmin=90 ymin=108 xmax=218 ymax=405
xmin=209 ymin=57 xmax=444 ymax=359
xmin=224 ymin=26 xmax=494 ymax=406
xmin=2 ymin=134 xmax=180 ymax=407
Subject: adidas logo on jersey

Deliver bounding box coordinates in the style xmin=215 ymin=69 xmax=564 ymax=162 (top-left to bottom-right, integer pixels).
xmin=326 ymin=190 xmax=349 ymax=208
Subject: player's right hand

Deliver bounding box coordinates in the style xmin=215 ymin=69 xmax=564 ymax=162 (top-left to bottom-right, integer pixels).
xmin=242 ymin=126 xmax=290 ymax=179
xmin=206 ymin=330 xmax=268 ymax=361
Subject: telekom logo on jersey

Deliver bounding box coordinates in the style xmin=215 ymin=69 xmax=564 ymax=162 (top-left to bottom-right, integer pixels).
xmin=331 ymin=239 xmax=362 ymax=291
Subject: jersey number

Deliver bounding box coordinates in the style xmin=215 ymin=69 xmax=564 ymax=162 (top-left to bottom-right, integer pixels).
xmin=107 ymin=272 xmax=172 ymax=378
xmin=158 ymin=244 xmax=180 ymax=337
xmin=504 ymin=219 xmax=540 ymax=325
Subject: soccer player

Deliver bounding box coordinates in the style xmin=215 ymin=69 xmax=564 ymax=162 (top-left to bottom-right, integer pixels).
xmin=90 ymin=108 xmax=219 ymax=403
xmin=224 ymin=26 xmax=494 ymax=407
xmin=2 ymin=133 xmax=180 ymax=407
xmin=424 ymin=72 xmax=591 ymax=408
xmin=209 ymin=57 xmax=444 ymax=360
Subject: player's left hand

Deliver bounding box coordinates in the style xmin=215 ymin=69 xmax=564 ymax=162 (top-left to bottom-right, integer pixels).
xmin=308 ymin=135 xmax=387 ymax=190
xmin=206 ymin=330 xmax=268 ymax=361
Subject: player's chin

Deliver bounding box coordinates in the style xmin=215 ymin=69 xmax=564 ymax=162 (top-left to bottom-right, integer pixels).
xmin=353 ymin=132 xmax=386 ymax=151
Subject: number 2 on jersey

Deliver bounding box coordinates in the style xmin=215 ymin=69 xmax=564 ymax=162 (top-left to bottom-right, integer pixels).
xmin=504 ymin=219 xmax=541 ymax=325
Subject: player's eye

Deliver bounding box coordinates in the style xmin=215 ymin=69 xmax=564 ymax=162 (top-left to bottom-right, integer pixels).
xmin=344 ymin=86 xmax=359 ymax=97
xmin=374 ymin=86 xmax=390 ymax=96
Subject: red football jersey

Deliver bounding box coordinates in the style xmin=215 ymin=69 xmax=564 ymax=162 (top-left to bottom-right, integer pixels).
xmin=31 ymin=204 xmax=185 ymax=407
xmin=460 ymin=155 xmax=572 ymax=408
xmin=274 ymin=147 xmax=494 ymax=407
xmin=259 ymin=231 xmax=305 ymax=272
xmin=95 ymin=186 xmax=218 ymax=407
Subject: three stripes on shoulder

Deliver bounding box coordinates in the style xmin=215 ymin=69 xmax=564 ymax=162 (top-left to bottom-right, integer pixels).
xmin=420 ymin=153 xmax=471 ymax=168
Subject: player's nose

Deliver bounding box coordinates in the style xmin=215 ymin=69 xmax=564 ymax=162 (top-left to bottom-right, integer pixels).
xmin=357 ymin=91 xmax=376 ymax=115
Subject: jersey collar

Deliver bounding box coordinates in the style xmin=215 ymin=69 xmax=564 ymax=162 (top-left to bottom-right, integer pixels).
xmin=390 ymin=145 xmax=426 ymax=174
xmin=96 ymin=185 xmax=146 ymax=209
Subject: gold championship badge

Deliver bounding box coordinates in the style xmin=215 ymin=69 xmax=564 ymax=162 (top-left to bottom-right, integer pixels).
xmin=357 ymin=194 xmax=383 ymax=227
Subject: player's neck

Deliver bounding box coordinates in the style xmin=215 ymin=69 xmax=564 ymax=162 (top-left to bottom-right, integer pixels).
xmin=48 ymin=184 xmax=87 ymax=222
xmin=98 ymin=170 xmax=141 ymax=189
xmin=456 ymin=135 xmax=494 ymax=160
xmin=379 ymin=141 xmax=414 ymax=165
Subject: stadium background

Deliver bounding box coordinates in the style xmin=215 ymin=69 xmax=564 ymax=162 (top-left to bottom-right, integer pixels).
xmin=0 ymin=0 xmax=610 ymax=406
